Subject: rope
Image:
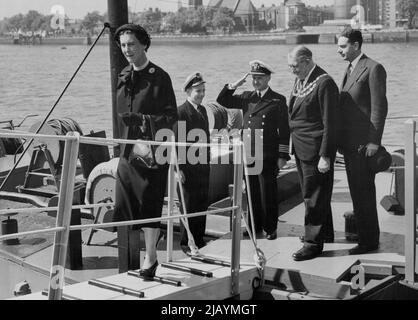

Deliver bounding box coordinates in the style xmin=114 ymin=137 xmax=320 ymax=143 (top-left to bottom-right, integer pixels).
xmin=241 ymin=142 xmax=267 ymax=284
xmin=48 ymin=118 xmax=83 ymax=136
xmin=0 ymin=24 xmax=109 ymax=192
xmin=171 ymin=143 xmax=199 ymax=256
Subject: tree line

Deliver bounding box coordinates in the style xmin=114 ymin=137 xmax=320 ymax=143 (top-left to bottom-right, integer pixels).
xmin=0 ymin=6 xmax=250 ymax=37
xmin=1 ymin=1 xmax=417 ymax=37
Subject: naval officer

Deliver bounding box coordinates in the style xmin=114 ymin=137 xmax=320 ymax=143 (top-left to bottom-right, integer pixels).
xmin=174 ymin=72 xmax=211 ymax=254
xmin=217 ymin=60 xmax=290 ymax=240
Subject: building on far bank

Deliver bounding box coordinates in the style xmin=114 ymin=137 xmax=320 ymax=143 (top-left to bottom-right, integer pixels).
xmin=257 ymin=0 xmax=334 ymax=30
xmin=258 ymin=4 xmax=285 ymax=29
xmin=189 ymin=0 xmax=203 ymax=9
xmin=381 ymin=0 xmax=396 ymax=28
xmin=207 ymin=0 xmax=259 ymax=32
xmin=334 ymin=0 xmax=396 ymax=28
xmin=305 ymin=5 xmax=334 ymax=26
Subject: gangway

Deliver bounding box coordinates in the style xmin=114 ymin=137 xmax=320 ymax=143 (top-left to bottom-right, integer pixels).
xmin=2 ymin=120 xmax=418 ymax=300
xmin=1 ymin=130 xmax=261 ymax=300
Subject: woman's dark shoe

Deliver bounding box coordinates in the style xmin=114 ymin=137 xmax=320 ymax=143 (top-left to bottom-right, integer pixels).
xmin=139 ymin=260 xmax=158 ymax=279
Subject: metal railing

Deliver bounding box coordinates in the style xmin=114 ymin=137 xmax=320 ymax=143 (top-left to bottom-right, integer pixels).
xmin=0 ymin=130 xmax=245 ymax=300
xmin=404 ymin=120 xmax=417 ymax=285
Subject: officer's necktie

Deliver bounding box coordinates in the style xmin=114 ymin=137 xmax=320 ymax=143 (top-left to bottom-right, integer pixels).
xmin=256 ymin=91 xmax=263 ymax=102
xmin=197 ymin=105 xmax=208 ymax=125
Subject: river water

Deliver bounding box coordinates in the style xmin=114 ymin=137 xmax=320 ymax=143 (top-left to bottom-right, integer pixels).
xmin=0 ymin=42 xmax=417 ymax=147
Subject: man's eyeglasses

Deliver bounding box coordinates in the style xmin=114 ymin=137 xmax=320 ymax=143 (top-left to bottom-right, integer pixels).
xmin=288 ymin=59 xmax=307 ymax=70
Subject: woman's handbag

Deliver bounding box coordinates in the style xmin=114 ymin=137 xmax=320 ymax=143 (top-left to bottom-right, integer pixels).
xmin=128 ymin=115 xmax=159 ymax=169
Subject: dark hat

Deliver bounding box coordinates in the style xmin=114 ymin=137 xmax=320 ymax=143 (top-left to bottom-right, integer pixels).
xmin=114 ymin=23 xmax=151 ymax=50
xmin=366 ymin=146 xmax=392 ymax=173
xmin=249 ymin=60 xmax=274 ymax=76
xmin=183 ymin=72 xmax=206 ymax=91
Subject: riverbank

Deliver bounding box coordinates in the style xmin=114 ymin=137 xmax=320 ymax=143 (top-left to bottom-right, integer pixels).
xmin=2 ymin=29 xmax=418 ymax=46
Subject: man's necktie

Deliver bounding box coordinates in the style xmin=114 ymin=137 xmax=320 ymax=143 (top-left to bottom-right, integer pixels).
xmin=343 ymin=63 xmax=352 ymax=87
xmin=347 ymin=63 xmax=353 ymax=79
xmin=197 ymin=105 xmax=208 ymax=125
xmin=197 ymin=105 xmax=210 ymax=160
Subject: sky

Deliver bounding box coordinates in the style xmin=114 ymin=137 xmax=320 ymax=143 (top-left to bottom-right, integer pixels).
xmin=0 ymin=0 xmax=334 ymax=20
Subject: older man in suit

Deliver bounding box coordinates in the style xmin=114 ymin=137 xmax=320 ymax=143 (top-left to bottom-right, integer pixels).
xmin=337 ymin=27 xmax=388 ymax=255
xmin=217 ymin=60 xmax=290 ymax=240
xmin=175 ymin=72 xmax=211 ymax=254
xmin=288 ymin=46 xmax=339 ymax=261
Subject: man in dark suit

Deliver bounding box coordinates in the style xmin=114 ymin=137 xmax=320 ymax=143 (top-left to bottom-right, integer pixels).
xmin=288 ymin=46 xmax=339 ymax=261
xmin=217 ymin=60 xmax=290 ymax=240
xmin=175 ymin=72 xmax=210 ymax=253
xmin=337 ymin=27 xmax=388 ymax=255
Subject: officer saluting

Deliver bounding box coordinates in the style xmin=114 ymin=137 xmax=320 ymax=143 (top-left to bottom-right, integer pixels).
xmin=217 ymin=60 xmax=290 ymax=240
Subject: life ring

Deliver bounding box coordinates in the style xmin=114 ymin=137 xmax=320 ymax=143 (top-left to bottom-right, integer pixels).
xmin=203 ymin=102 xmax=229 ymax=131
xmin=205 ymin=101 xmax=243 ymax=131
xmin=85 ymin=157 xmax=119 ymax=205
xmin=84 ymin=157 xmax=119 ymax=230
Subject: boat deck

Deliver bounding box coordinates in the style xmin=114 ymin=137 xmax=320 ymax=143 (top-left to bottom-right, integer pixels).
xmin=9 ymin=161 xmax=411 ymax=300
xmin=14 ymin=257 xmax=258 ymax=300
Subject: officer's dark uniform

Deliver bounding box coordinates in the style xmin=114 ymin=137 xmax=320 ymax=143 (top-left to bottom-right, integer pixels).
xmin=174 ymin=73 xmax=210 ymax=250
xmin=217 ymin=61 xmax=290 ymax=237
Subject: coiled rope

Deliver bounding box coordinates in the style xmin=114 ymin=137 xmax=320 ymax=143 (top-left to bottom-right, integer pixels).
xmin=47 ymin=118 xmax=83 ymax=136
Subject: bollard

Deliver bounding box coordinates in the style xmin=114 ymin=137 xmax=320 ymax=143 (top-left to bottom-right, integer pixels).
xmin=1 ymin=212 xmax=19 ymax=245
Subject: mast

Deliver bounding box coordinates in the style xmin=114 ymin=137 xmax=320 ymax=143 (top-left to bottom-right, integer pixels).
xmin=107 ymin=0 xmax=141 ymax=273
xmin=107 ymin=0 xmax=129 ymax=156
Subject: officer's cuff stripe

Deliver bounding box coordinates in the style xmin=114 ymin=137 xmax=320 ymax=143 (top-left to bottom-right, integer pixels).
xmin=279 ymin=145 xmax=289 ymax=153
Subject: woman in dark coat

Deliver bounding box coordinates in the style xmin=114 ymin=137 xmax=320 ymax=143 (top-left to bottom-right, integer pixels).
xmin=113 ymin=24 xmax=177 ymax=277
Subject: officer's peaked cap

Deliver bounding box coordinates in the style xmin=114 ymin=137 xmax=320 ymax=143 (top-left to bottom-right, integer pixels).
xmin=249 ymin=60 xmax=274 ymax=75
xmin=183 ymin=72 xmax=206 ymax=92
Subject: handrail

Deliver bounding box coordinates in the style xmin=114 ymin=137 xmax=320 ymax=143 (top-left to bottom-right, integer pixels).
xmin=404 ymin=120 xmax=417 ymax=285
xmin=0 ymin=130 xmax=246 ymax=300
xmin=0 ymin=207 xmax=238 ymax=241
xmin=0 ymin=203 xmax=235 ymax=217
xmin=48 ymin=131 xmax=80 ymax=300
xmin=0 ymin=130 xmax=78 ymax=141
xmin=0 ymin=203 xmax=114 ymax=216
xmin=0 ymin=130 xmax=236 ymax=148
xmin=0 ymin=227 xmax=65 ymax=241
xmin=68 ymin=207 xmax=238 ymax=231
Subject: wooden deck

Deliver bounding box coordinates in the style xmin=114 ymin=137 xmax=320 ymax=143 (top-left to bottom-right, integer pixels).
xmin=5 ymin=162 xmax=416 ymax=300
xmin=14 ymin=257 xmax=258 ymax=300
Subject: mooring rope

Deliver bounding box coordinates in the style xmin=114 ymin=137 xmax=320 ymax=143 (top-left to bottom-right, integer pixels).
xmin=241 ymin=143 xmax=267 ymax=285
